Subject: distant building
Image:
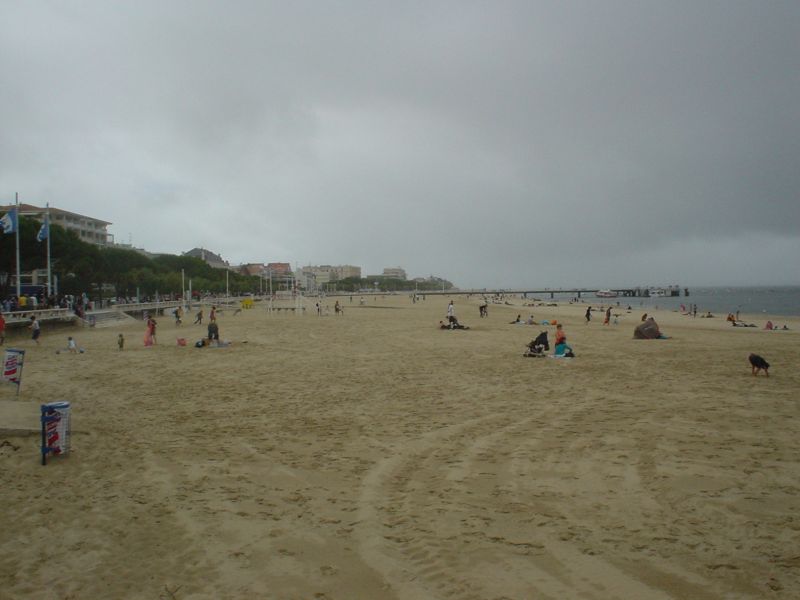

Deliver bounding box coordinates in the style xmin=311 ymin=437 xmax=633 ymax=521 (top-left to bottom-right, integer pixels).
xmin=296 ymin=269 xmax=317 ymax=291
xmin=111 ymin=242 xmax=157 ymax=258
xmin=336 ymin=265 xmax=362 ymax=280
xmin=382 ymin=267 xmax=407 ymax=280
xmin=238 ymin=263 xmax=265 ymax=277
xmin=183 ymin=247 xmax=229 ymax=269
xmin=2 ymin=203 xmax=112 ymax=246
xmin=300 ymin=264 xmax=363 ymax=290
xmin=266 ymin=262 xmax=292 ymax=276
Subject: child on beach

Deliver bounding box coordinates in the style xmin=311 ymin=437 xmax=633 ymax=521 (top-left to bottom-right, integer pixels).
xmin=29 ymin=316 xmax=41 ymax=345
xmin=554 ymin=324 xmax=575 ymax=357
xmin=118 ymin=334 xmax=125 ymax=350
xmin=67 ymin=337 xmax=78 ymax=354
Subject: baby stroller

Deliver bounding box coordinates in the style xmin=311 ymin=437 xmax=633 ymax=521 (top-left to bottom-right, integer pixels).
xmin=524 ymin=331 xmax=549 ymax=357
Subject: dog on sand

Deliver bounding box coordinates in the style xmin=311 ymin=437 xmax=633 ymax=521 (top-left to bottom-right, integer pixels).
xmin=749 ymin=353 xmax=770 ymax=377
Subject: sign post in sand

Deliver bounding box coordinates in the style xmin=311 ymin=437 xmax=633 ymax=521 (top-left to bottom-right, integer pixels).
xmin=40 ymin=401 xmax=71 ymax=466
xmin=2 ymin=348 xmax=25 ymax=397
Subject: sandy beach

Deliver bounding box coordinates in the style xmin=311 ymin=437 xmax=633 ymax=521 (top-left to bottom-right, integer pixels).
xmin=1 ymin=296 xmax=799 ymax=599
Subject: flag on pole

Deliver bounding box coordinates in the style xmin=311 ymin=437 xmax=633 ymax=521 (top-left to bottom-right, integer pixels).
xmin=36 ymin=216 xmax=49 ymax=241
xmin=0 ymin=209 xmax=17 ymax=234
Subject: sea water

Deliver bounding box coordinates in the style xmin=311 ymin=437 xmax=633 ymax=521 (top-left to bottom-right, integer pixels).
xmin=543 ymin=286 xmax=800 ymax=317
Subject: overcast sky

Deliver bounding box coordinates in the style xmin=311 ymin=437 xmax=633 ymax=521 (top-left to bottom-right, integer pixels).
xmin=1 ymin=1 xmax=798 ymax=288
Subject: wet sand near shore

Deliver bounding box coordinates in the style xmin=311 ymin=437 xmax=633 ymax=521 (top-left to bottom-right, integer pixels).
xmin=1 ymin=296 xmax=799 ymax=599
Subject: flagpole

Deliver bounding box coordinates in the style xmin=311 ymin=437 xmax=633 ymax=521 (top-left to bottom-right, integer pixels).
xmin=15 ymin=193 xmax=21 ymax=299
xmin=46 ymin=203 xmax=52 ymax=297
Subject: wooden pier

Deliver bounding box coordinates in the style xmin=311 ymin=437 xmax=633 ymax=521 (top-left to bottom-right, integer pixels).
xmin=396 ymin=287 xmax=686 ymax=299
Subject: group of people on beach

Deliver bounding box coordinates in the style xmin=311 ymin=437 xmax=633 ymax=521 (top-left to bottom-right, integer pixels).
xmin=141 ymin=305 xmax=225 ymax=348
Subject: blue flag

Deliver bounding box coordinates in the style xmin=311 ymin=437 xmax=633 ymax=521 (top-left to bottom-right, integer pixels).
xmin=37 ymin=217 xmax=49 ymax=242
xmin=0 ymin=209 xmax=17 ymax=234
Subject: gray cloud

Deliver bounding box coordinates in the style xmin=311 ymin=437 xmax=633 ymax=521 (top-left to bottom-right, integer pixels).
xmin=1 ymin=1 xmax=798 ymax=287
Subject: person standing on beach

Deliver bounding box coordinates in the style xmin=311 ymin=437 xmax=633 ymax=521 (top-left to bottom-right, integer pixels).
xmin=194 ymin=308 xmax=203 ymax=324
xmin=447 ymin=300 xmax=455 ymax=320
xmin=604 ymin=306 xmax=611 ymax=326
xmin=209 ymin=306 xmax=217 ymax=323
xmin=144 ymin=316 xmax=157 ymax=346
xmin=585 ymin=306 xmax=591 ymax=324
xmin=208 ymin=321 xmax=219 ymax=343
xmin=29 ymin=315 xmax=41 ymax=345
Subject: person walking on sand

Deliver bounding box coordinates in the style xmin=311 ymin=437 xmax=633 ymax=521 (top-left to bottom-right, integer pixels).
xmin=604 ymin=306 xmax=611 ymax=326
xmin=29 ymin=315 xmax=41 ymax=345
xmin=194 ymin=308 xmax=203 ymax=324
xmin=144 ymin=316 xmax=157 ymax=347
xmin=585 ymin=306 xmax=592 ymax=324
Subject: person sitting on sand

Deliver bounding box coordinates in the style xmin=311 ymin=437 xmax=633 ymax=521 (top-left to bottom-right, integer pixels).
xmin=553 ymin=324 xmax=575 ymax=357
xmin=764 ymin=320 xmax=773 ymax=330
xmin=510 ymin=314 xmax=522 ymax=324
xmin=641 ymin=313 xmax=648 ymax=322
xmin=67 ymin=336 xmax=78 ymax=354
xmin=439 ymin=319 xmax=469 ymax=330
xmin=633 ymin=317 xmax=670 ymax=339
xmin=526 ymin=315 xmax=536 ymax=325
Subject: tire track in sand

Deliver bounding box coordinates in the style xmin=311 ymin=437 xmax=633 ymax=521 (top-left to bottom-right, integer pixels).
xmin=355 ymin=406 xmax=677 ymax=600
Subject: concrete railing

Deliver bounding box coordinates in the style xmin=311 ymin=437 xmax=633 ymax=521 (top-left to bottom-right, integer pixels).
xmin=2 ymin=308 xmax=75 ymax=325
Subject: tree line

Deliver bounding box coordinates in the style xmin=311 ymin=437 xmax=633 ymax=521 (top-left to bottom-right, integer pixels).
xmin=0 ymin=215 xmax=454 ymax=300
xmin=0 ymin=216 xmax=261 ymax=300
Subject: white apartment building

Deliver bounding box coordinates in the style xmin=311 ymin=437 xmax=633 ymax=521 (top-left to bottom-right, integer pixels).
xmin=382 ymin=267 xmax=407 ymax=280
xmin=2 ymin=203 xmax=112 ymax=246
xmin=301 ymin=264 xmax=362 ymax=285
